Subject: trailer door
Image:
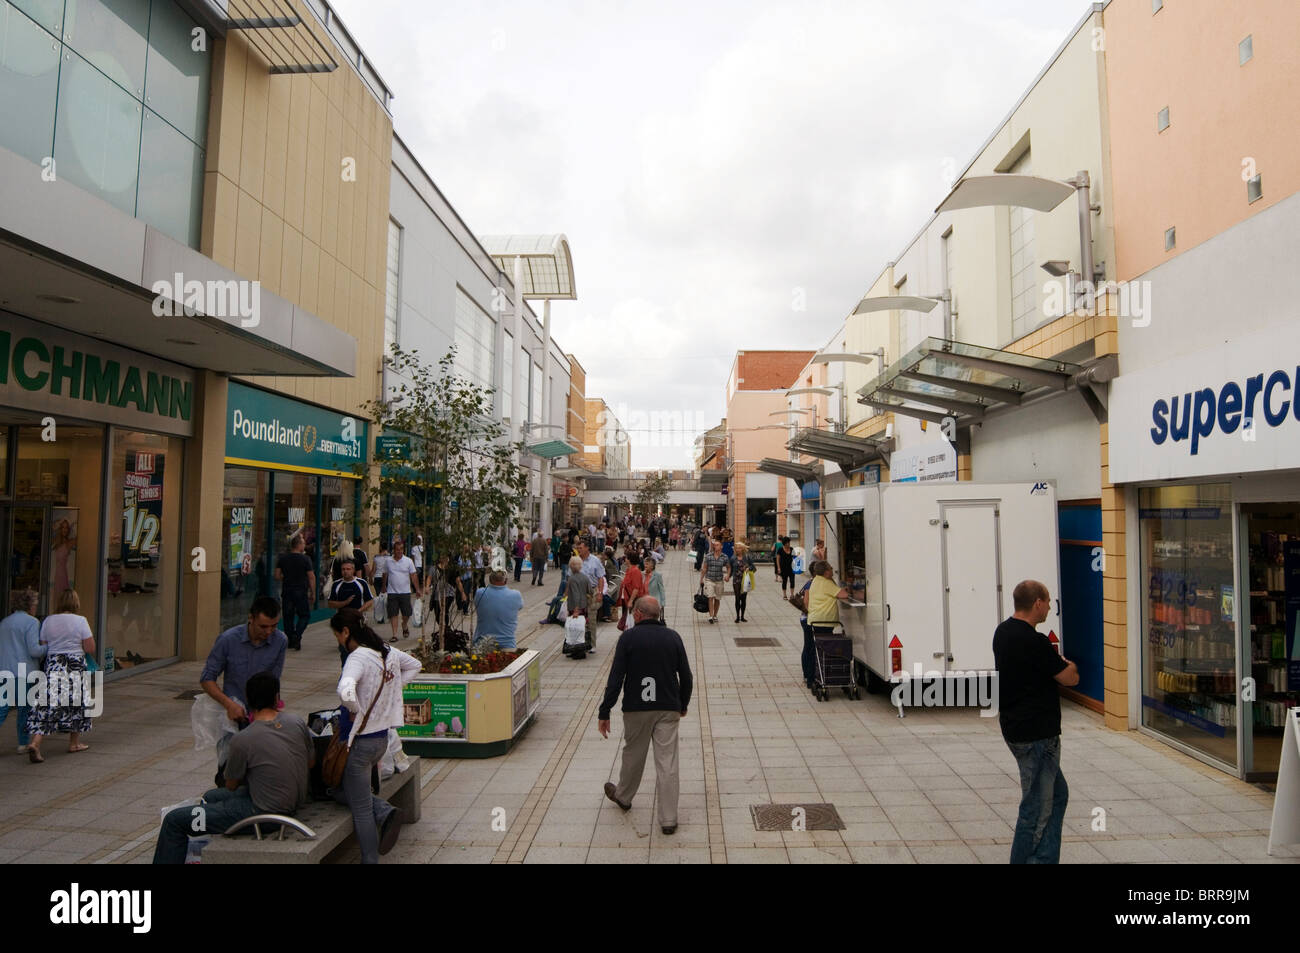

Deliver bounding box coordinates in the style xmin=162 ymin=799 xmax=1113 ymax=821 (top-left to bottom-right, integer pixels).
xmin=940 ymin=501 xmax=1002 ymax=672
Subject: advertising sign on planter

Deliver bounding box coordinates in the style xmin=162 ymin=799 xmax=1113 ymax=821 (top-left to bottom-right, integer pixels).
xmin=398 ymin=682 xmax=467 ymax=741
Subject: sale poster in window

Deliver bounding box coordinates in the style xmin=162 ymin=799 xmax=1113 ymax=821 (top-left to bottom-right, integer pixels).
xmin=123 ymin=452 xmax=164 ymax=568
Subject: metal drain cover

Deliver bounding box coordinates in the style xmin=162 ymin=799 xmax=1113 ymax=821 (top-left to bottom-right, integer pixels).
xmin=751 ymin=803 xmax=846 ymax=831
xmin=734 ymin=637 xmax=780 ymax=647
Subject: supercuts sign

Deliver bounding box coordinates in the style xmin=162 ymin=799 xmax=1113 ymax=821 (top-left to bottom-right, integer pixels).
xmin=1110 ymin=322 xmax=1300 ymax=483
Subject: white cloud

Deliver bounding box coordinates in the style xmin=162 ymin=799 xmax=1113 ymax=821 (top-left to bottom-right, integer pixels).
xmin=332 ymin=0 xmax=1094 ymax=468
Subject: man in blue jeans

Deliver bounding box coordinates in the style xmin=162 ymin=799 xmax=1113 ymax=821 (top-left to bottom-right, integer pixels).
xmin=992 ymin=579 xmax=1079 ymax=864
xmin=154 ymin=673 xmax=313 ymax=863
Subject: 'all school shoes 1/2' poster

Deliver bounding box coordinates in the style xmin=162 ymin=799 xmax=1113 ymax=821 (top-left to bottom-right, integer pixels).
xmin=123 ymin=452 xmax=164 ymax=568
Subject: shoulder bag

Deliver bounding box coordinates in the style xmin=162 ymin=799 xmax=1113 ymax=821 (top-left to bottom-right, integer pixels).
xmin=321 ymin=655 xmax=394 ymax=789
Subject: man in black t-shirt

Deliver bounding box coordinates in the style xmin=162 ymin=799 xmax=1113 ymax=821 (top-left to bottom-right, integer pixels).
xmin=992 ymin=579 xmax=1079 ymax=864
xmin=326 ymin=559 xmax=374 ymax=666
xmin=274 ymin=534 xmax=315 ymax=651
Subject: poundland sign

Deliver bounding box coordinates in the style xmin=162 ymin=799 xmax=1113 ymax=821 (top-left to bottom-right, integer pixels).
xmin=1110 ymin=321 xmax=1300 ymax=483
xmin=0 ymin=312 xmax=193 ymax=437
xmin=225 ymin=381 xmax=366 ymax=477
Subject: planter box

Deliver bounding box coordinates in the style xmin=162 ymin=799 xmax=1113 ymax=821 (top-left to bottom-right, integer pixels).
xmin=397 ymin=649 xmax=541 ymax=759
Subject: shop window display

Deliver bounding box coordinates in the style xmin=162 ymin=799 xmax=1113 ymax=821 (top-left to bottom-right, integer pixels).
xmin=102 ymin=430 xmax=182 ymax=672
xmin=1139 ymin=484 xmax=1237 ymax=768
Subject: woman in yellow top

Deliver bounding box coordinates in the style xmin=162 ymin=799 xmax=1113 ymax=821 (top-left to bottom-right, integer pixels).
xmin=806 ymin=560 xmax=850 ymax=634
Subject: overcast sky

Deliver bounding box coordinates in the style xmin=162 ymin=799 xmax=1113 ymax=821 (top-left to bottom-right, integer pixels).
xmin=333 ymin=0 xmax=1096 ymax=470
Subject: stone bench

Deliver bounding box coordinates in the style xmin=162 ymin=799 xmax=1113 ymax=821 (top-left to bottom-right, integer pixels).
xmin=201 ymin=766 xmax=422 ymax=864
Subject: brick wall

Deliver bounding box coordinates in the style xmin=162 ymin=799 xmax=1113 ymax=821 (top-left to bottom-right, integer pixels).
xmin=736 ymin=351 xmax=816 ymax=391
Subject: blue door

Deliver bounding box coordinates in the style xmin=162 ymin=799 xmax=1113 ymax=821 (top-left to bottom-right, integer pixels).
xmin=1058 ymin=504 xmax=1104 ymax=703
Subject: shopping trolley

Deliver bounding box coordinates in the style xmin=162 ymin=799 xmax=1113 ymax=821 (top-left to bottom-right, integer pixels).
xmin=812 ymin=632 xmax=859 ymax=702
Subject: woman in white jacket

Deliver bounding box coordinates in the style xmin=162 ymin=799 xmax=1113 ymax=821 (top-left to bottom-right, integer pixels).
xmin=329 ymin=607 xmax=422 ymax=863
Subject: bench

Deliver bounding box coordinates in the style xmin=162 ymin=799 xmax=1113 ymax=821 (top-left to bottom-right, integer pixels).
xmin=201 ymin=766 xmax=422 ymax=864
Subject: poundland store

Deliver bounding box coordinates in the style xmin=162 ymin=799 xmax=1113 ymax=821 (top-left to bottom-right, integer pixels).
xmin=1109 ymin=193 xmax=1300 ymax=780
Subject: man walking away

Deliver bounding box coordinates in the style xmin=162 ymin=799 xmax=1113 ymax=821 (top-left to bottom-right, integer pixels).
xmin=699 ymin=539 xmax=730 ymax=624
xmin=993 ymin=579 xmax=1079 ymax=865
xmin=693 ymin=529 xmax=707 ymax=572
xmin=530 ymin=532 xmax=548 ymax=586
xmin=274 ymin=534 xmax=315 ymax=650
xmin=577 ymin=540 xmax=606 ymax=652
xmin=599 ymin=597 xmax=693 ymax=835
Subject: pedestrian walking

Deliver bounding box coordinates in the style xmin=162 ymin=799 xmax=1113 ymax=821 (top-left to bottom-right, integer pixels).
xmin=775 ymin=535 xmax=796 ymax=598
xmin=618 ymin=556 xmax=647 ymax=630
xmin=598 ymin=597 xmax=693 ymax=835
xmin=643 ymin=556 xmax=667 ymax=622
xmin=731 ymin=542 xmax=756 ymax=623
xmin=410 ymin=534 xmax=424 ymax=584
xmin=383 ymin=538 xmax=422 ymax=643
xmin=692 ymin=529 xmax=707 ymax=572
xmin=25 ymin=589 xmax=96 ymax=762
xmin=0 ymin=589 xmax=45 ymax=754
xmin=326 ymin=559 xmax=376 ymax=666
xmin=330 ymin=608 xmax=422 ymax=863
xmin=576 ymin=540 xmax=606 ymax=651
xmin=274 ymin=533 xmax=315 ymax=650
xmin=512 ymin=533 xmax=528 ymax=582
xmin=530 ymin=531 xmax=548 ymax=586
xmin=993 ymin=580 xmax=1079 ymax=865
xmin=564 ymin=556 xmax=592 ymax=654
xmin=699 ymin=539 xmax=730 ymax=624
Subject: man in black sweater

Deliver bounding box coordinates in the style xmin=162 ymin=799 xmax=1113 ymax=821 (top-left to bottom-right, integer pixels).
xmin=598 ymin=596 xmax=693 ymax=835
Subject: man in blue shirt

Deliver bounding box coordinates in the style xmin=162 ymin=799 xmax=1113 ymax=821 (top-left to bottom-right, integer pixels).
xmin=200 ymin=596 xmax=287 ymax=783
xmin=0 ymin=589 xmax=46 ymax=753
xmin=473 ymin=571 xmax=526 ymax=650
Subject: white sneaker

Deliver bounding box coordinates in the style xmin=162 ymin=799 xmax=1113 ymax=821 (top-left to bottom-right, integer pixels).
xmin=16 ymin=745 xmax=30 ymax=754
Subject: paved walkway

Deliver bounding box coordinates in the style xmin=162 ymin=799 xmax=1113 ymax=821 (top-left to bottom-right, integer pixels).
xmin=0 ymin=549 xmax=1294 ymax=864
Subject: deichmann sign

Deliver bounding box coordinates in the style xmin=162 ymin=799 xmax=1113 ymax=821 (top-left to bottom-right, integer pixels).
xmin=225 ymin=381 xmax=366 ymax=477
xmin=0 ymin=311 xmax=194 ymax=437
xmin=1110 ymin=322 xmax=1300 ymax=483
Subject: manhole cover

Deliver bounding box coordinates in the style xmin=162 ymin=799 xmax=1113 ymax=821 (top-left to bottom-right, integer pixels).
xmin=174 ymin=689 xmax=202 ymax=700
xmin=751 ymin=803 xmax=845 ymax=831
xmin=734 ymin=638 xmax=780 ymax=647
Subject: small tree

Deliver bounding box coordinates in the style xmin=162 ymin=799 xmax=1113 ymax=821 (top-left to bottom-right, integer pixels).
xmin=635 ymin=470 xmax=672 ymax=518
xmin=357 ymin=345 xmax=530 ymax=654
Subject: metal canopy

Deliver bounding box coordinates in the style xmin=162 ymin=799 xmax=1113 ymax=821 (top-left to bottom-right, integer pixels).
xmin=227 ymin=0 xmax=340 ymax=74
xmin=857 ymin=337 xmax=1083 ymax=429
xmin=550 ymin=465 xmax=596 ymax=479
xmin=479 ymin=234 xmax=576 ymax=299
xmin=527 ymin=439 xmax=581 ymax=459
xmin=935 ymin=174 xmax=1074 ymax=214
xmin=787 ymin=427 xmax=894 ymax=473
xmin=757 ymin=458 xmax=820 ymax=486
xmin=699 ymin=469 xmax=729 ymax=487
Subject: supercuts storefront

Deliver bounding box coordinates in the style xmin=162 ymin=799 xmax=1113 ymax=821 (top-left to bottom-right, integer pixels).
xmin=221 ymin=381 xmax=367 ymax=631
xmin=1109 ymin=198 xmax=1300 ymax=780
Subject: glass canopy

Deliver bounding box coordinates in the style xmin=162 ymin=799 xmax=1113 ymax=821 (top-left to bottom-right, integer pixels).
xmin=858 ymin=337 xmax=1082 ymax=428
xmin=479 ymin=234 xmax=577 ymax=299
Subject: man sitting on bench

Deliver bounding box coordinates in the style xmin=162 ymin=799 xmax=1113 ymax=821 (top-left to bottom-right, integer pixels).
xmin=153 ymin=673 xmax=313 ymax=864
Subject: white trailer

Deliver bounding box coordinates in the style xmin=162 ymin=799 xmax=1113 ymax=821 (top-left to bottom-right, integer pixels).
xmin=820 ymin=482 xmax=1062 ymax=693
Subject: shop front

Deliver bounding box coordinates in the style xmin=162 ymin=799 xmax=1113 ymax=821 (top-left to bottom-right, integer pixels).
xmin=1111 ymin=319 xmax=1300 ymax=780
xmin=221 ymin=381 xmax=367 ymax=631
xmin=1 ymin=311 xmax=191 ymax=676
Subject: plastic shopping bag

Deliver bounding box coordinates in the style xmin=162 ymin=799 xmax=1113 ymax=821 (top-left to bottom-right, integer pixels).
xmin=411 ymin=596 xmax=424 ymax=628
xmin=564 ymin=615 xmax=587 ymax=647
xmin=522 ymin=558 xmax=532 ymax=572
xmin=792 ymin=555 xmax=805 ymax=574
xmin=379 ymin=728 xmax=412 ymax=780
xmin=742 ymin=570 xmax=754 ymax=593
xmin=374 ymin=595 xmax=387 ymax=625
xmin=191 ymin=694 xmax=238 ymax=751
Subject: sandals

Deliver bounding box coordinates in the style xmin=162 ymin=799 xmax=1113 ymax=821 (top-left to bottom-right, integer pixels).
xmin=28 ymin=748 xmax=44 ymax=763
xmin=68 ymin=743 xmax=89 ymax=753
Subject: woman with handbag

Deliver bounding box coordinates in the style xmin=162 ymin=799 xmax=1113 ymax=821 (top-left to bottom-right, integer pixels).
xmin=328 ymin=608 xmax=421 ymax=863
xmin=617 ymin=557 xmax=647 ymax=631
xmin=731 ymin=542 xmax=756 ymax=623
xmin=26 ymin=589 xmax=95 ymax=763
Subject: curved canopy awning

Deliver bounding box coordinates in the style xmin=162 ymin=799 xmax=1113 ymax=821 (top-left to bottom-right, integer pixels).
xmin=479 ymin=234 xmax=576 ymax=299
